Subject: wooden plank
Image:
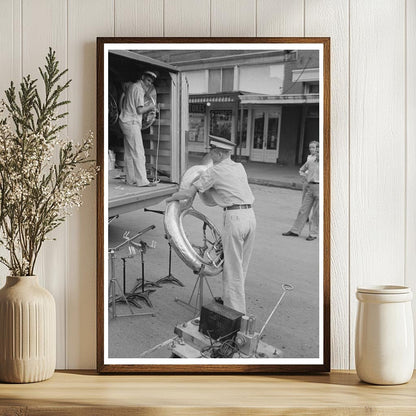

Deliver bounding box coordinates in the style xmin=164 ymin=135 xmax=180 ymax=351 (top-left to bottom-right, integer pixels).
xmin=349 ymin=0 xmax=406 ymax=369
xmin=180 ymin=73 xmax=188 ymax=178
xmin=305 ymin=0 xmax=349 ymax=370
xmin=211 ymin=0 xmax=256 ymax=37
xmin=164 ymin=0 xmax=210 ymax=36
xmin=146 ymin=149 xmax=171 ymax=157
xmin=1 ymin=371 xmax=416 ymax=414
xmin=150 ymin=118 xmax=170 ymax=126
xmin=406 ymin=0 xmax=416 ymax=366
xmin=0 ymin=0 xmax=21 ymax=288
xmin=142 ymin=134 xmax=172 ymax=142
xmin=108 ymin=182 xmax=177 ymax=217
xmin=67 ymin=0 xmax=114 ymax=369
xmin=115 ymin=0 xmax=163 ymax=36
xmin=0 ymin=0 xmax=21 ymax=100
xmin=257 ymin=0 xmax=304 ymax=37
xmin=146 ymin=163 xmax=170 ymax=173
xmin=22 ymin=0 xmax=67 ymax=369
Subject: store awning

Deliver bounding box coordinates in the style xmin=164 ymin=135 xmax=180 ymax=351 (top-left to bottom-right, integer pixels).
xmin=189 ymin=96 xmax=236 ymax=103
xmin=239 ymin=93 xmax=319 ymax=105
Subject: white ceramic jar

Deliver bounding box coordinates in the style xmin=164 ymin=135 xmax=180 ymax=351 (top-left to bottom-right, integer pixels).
xmin=355 ymin=285 xmax=414 ymax=385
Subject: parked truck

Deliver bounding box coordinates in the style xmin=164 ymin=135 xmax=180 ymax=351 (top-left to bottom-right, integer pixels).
xmin=107 ymin=50 xmax=189 ymax=217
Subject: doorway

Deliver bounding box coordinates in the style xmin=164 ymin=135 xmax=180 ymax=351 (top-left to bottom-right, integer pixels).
xmin=301 ymin=117 xmax=319 ymax=163
xmin=250 ymin=107 xmax=281 ymax=163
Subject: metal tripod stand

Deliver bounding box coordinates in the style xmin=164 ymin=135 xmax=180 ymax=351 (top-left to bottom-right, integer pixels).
xmin=175 ymin=265 xmax=215 ymax=316
xmin=108 ymin=225 xmax=156 ymax=319
xmin=144 ymin=208 xmax=185 ymax=287
xmin=155 ymin=240 xmax=185 ymax=287
xmin=129 ymin=240 xmax=158 ymax=307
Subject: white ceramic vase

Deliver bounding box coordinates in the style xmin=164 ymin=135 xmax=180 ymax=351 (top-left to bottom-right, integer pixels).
xmin=0 ymin=276 xmax=56 ymax=383
xmin=355 ymin=285 xmax=414 ymax=385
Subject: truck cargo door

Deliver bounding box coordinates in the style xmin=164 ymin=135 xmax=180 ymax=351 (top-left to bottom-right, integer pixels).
xmin=180 ymin=73 xmax=189 ymax=177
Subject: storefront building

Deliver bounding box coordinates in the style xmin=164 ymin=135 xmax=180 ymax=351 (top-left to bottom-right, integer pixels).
xmin=186 ymin=50 xmax=320 ymax=165
xmin=133 ymin=48 xmax=320 ymax=166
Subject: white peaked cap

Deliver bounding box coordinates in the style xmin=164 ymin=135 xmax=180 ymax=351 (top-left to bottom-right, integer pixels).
xmin=209 ymin=135 xmax=236 ymax=150
xmin=143 ymin=70 xmax=157 ymax=79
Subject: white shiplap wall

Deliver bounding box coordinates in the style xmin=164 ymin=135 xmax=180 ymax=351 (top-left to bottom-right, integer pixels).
xmin=0 ymin=0 xmax=414 ymax=370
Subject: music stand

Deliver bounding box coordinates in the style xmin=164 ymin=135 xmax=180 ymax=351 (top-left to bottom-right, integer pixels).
xmin=119 ymin=256 xmax=143 ymax=309
xmin=155 ymin=239 xmax=185 ymax=287
xmin=108 ymin=225 xmax=156 ymax=319
xmin=129 ymin=241 xmax=157 ymax=307
xmin=144 ymin=208 xmax=185 ymax=287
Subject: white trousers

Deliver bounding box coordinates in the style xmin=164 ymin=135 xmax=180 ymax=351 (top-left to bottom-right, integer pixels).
xmin=291 ymin=183 xmax=319 ymax=237
xmin=119 ymin=120 xmax=149 ymax=186
xmin=301 ymin=181 xmax=318 ymax=234
xmin=222 ymin=208 xmax=256 ymax=314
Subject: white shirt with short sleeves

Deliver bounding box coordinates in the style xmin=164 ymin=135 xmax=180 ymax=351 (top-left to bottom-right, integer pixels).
xmin=193 ymin=158 xmax=254 ymax=208
xmin=300 ymin=157 xmax=320 ymax=183
xmin=119 ymin=81 xmax=145 ymax=124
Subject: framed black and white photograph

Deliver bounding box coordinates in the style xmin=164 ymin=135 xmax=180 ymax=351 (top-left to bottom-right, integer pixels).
xmin=96 ymin=37 xmax=330 ymax=374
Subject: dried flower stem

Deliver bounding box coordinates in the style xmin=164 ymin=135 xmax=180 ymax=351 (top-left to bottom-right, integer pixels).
xmin=0 ymin=48 xmax=96 ymax=276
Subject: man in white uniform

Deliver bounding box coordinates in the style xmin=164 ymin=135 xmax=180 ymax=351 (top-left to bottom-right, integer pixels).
xmin=118 ymin=70 xmax=157 ymax=186
xmin=167 ymin=136 xmax=256 ymax=314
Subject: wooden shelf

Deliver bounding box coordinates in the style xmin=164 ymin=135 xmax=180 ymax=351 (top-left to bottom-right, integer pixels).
xmin=0 ymin=371 xmax=415 ymax=415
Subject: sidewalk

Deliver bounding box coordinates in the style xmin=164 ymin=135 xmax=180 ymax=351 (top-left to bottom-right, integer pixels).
xmin=188 ymin=154 xmax=302 ymax=190
xmin=243 ymin=160 xmax=302 ymax=190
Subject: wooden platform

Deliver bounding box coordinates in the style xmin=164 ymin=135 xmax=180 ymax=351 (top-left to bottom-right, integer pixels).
xmin=108 ymin=175 xmax=178 ymax=216
xmin=0 ymin=370 xmax=415 ymax=415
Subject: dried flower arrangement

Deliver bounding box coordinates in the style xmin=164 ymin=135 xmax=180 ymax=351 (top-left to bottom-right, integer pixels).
xmin=0 ymin=48 xmax=96 ymax=276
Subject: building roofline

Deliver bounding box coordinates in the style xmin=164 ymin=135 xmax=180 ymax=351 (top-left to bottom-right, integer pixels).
xmin=189 ymin=91 xmax=319 ymax=105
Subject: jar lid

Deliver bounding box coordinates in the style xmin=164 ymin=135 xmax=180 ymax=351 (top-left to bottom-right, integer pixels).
xmin=357 ymin=285 xmax=411 ymax=294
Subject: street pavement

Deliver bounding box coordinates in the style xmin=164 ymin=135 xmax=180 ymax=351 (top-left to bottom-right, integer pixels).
xmin=108 ymin=179 xmax=320 ymax=360
xmin=188 ymin=153 xmax=303 ymax=190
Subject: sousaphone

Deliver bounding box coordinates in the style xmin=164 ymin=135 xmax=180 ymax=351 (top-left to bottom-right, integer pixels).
xmin=164 ymin=158 xmax=224 ymax=277
xmin=141 ymin=85 xmax=157 ymax=130
xmin=111 ymin=82 xmax=158 ymax=129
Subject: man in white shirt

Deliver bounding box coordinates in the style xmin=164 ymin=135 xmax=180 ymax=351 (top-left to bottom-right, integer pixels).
xmin=166 ymin=135 xmax=256 ymax=314
xmin=118 ymin=70 xmax=157 ymax=187
xmin=283 ymin=143 xmax=320 ymax=241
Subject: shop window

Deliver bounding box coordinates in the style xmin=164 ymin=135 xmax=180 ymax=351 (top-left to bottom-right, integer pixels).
xmin=237 ymin=109 xmax=248 ymax=149
xmin=208 ymin=68 xmax=235 ymax=93
xmin=267 ymin=112 xmax=279 ymax=150
xmin=208 ymin=69 xmax=221 ymax=93
xmin=222 ymin=68 xmax=234 ymax=92
xmin=210 ymin=110 xmax=232 ymax=140
xmin=306 ymin=82 xmax=319 ymax=94
xmin=253 ymin=111 xmax=265 ymax=149
xmin=189 ymin=113 xmax=206 ymax=143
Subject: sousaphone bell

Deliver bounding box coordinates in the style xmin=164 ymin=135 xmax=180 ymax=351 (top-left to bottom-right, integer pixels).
xmin=164 ymin=158 xmax=224 ymax=277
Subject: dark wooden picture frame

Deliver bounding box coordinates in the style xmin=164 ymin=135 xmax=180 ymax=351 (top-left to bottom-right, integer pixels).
xmin=97 ymin=37 xmax=330 ymax=373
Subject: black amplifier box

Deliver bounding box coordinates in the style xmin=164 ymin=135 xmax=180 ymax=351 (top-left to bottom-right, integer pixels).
xmin=199 ymin=301 xmax=243 ymax=341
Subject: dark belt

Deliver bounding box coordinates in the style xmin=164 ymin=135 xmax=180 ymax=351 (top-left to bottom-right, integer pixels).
xmin=224 ymin=204 xmax=252 ymax=211
xmin=309 ymin=181 xmax=319 ymax=184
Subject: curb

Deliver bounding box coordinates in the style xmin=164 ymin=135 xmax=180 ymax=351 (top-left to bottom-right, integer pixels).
xmin=248 ymin=178 xmax=302 ymax=191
